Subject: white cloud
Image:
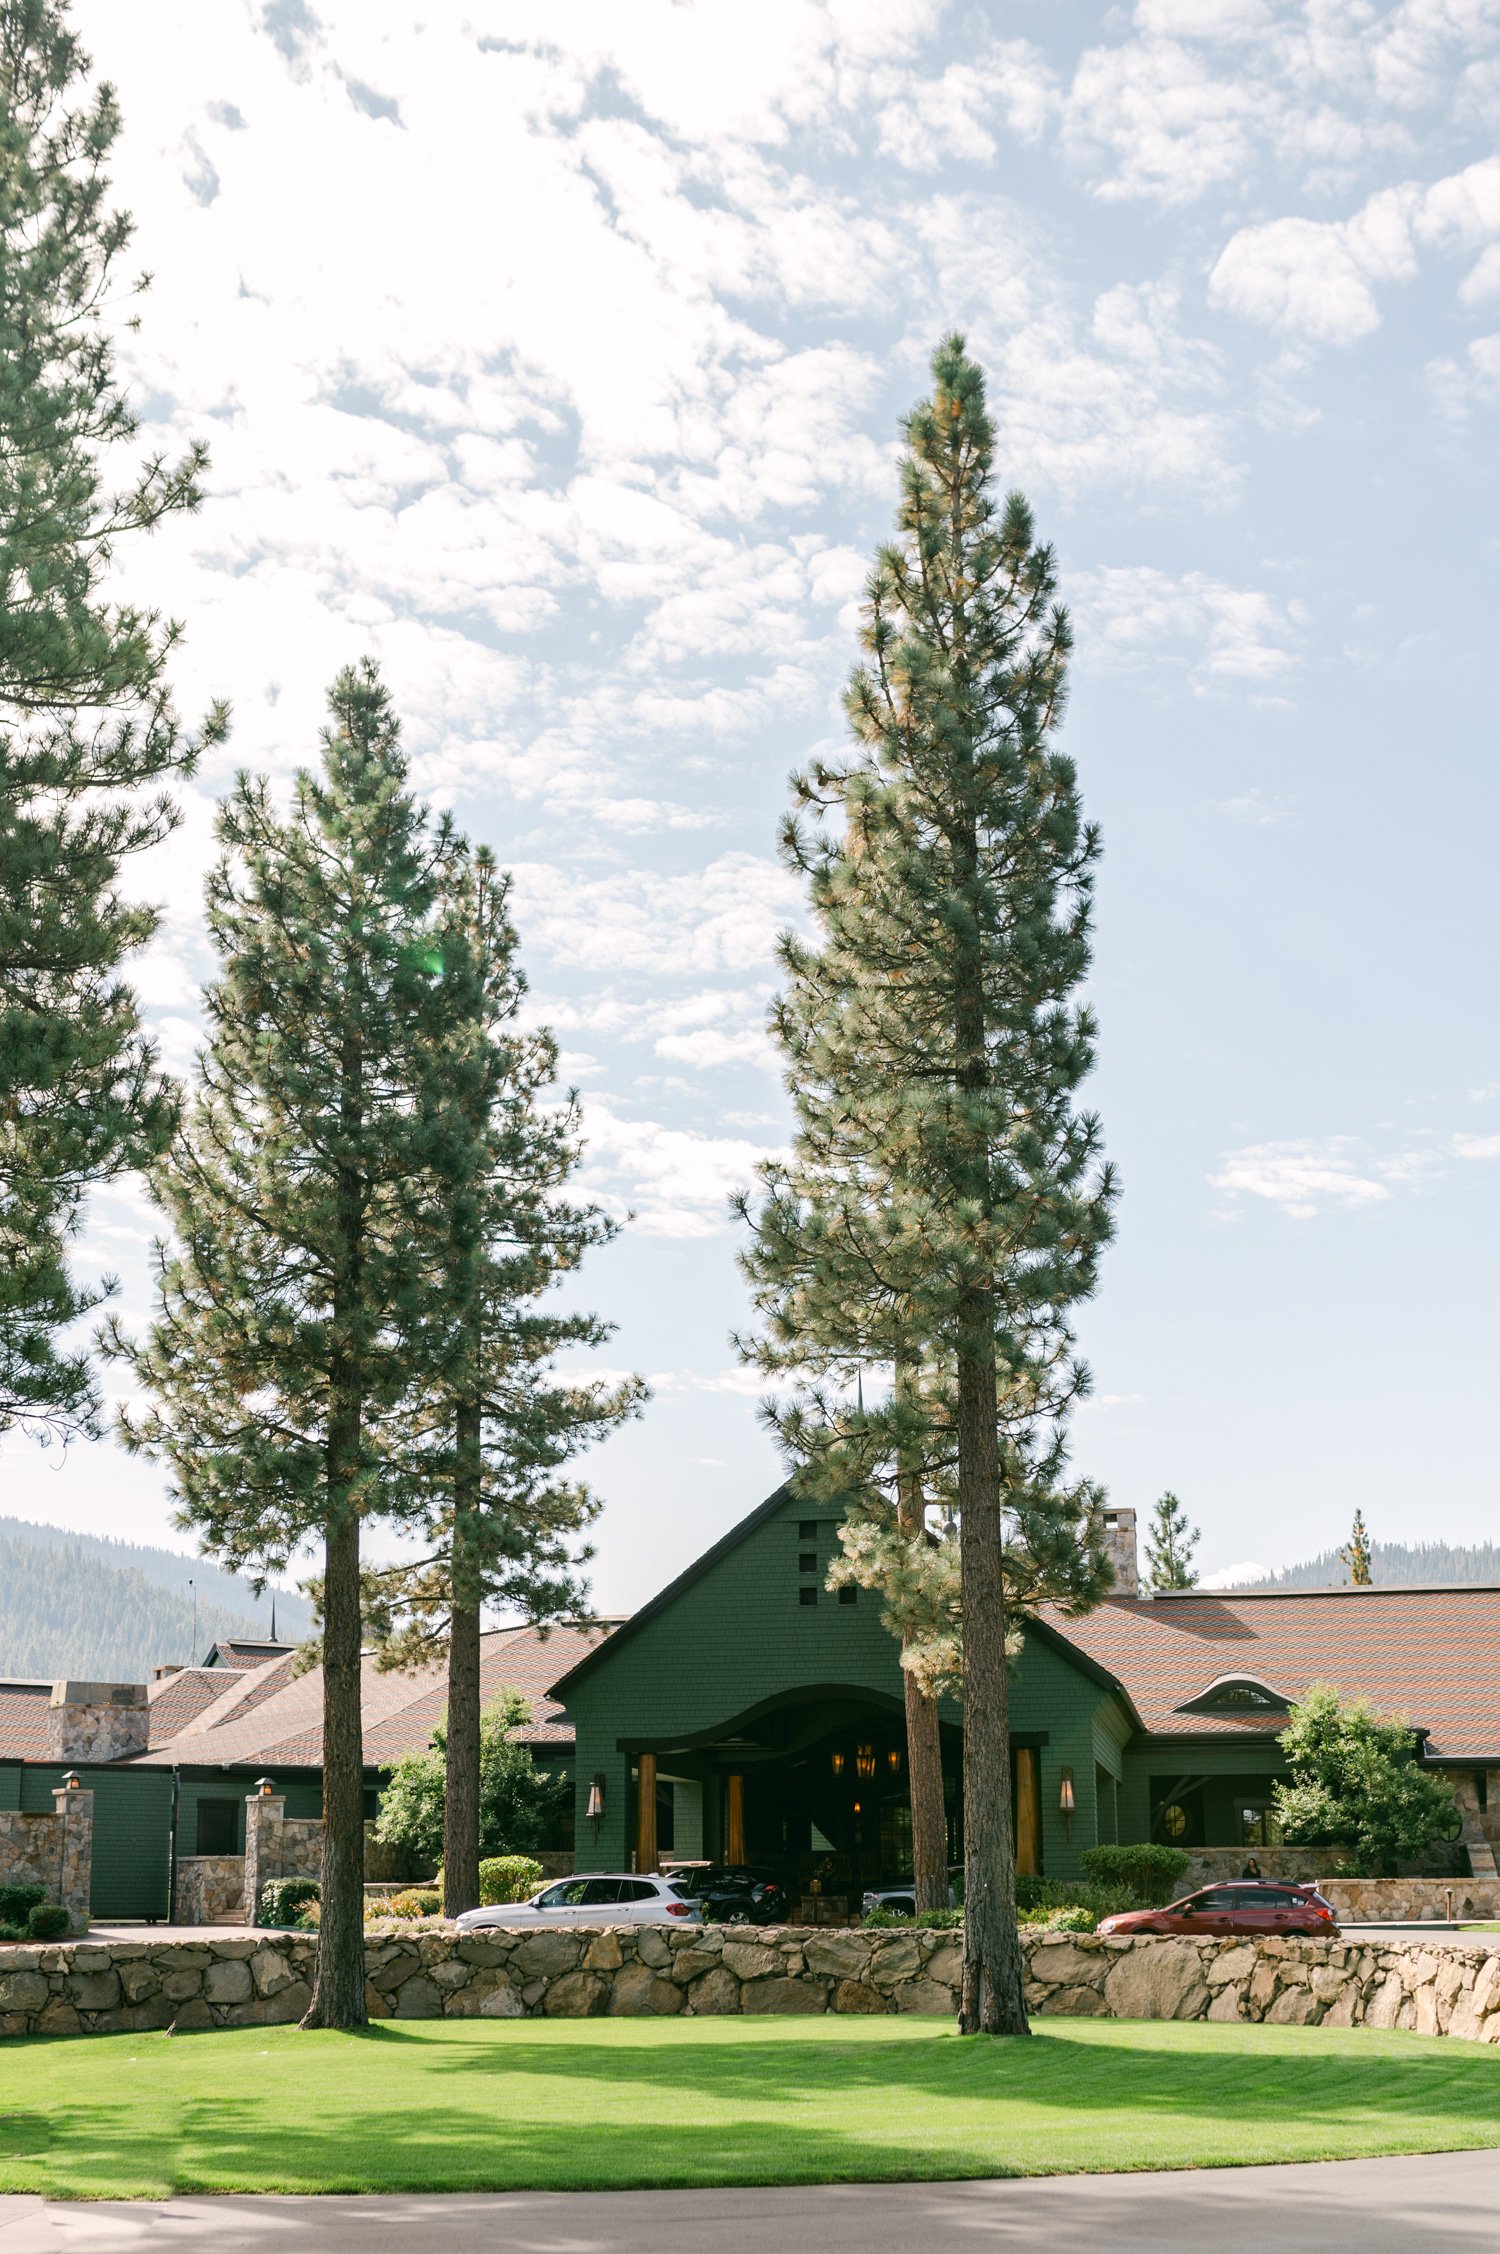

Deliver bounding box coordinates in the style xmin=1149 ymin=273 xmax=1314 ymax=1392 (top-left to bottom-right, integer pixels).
xmin=1075 ymin=566 xmax=1305 ymax=690
xmin=1454 ymin=1132 xmax=1500 ymax=1159
xmin=1220 ymin=789 xmax=1300 ymax=826
xmin=577 ymin=1105 xmax=782 ymax=1238
xmin=509 ymin=855 xmax=802 ymax=979
xmin=1200 ymin=1559 xmax=1272 ymax=1590
xmin=1208 ymin=1136 xmax=1435 ymax=1217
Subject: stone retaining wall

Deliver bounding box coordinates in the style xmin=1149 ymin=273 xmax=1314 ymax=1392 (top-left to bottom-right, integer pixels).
xmin=5 ymin=1924 xmax=1500 ymax=2041
xmin=1323 ymin=1877 xmax=1500 ymax=1923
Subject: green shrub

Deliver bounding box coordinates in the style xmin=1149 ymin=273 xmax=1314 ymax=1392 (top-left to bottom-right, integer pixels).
xmin=26 ymin=1903 xmax=69 ymax=1939
xmin=860 ymin=1907 xmax=963 ymax=1930
xmin=0 ymin=1883 xmax=46 ymax=1927
xmin=1079 ymin=1844 xmax=1190 ymax=1903
xmin=258 ymin=1876 xmax=320 ymax=1928
xmin=479 ymin=1855 xmax=543 ymax=1906
xmin=1018 ymin=1903 xmax=1095 ymax=1931
xmin=376 ymin=1888 xmax=443 ymax=1920
xmin=0 ymin=1923 xmax=24 ymax=1943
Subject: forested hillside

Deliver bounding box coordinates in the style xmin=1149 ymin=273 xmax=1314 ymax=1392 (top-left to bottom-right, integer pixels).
xmin=1241 ymin=1541 xmax=1500 ymax=1590
xmin=0 ymin=1518 xmax=310 ymax=1681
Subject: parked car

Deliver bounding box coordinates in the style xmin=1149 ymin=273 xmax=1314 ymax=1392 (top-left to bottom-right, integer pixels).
xmin=1097 ymin=1882 xmax=1340 ymax=1939
xmin=862 ymin=1869 xmax=960 ymax=1917
xmin=672 ymin=1865 xmax=791 ymax=1925
xmin=453 ymin=1874 xmax=701 ymax=1932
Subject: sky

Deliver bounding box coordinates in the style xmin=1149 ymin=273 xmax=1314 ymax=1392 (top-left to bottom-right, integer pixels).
xmin=6 ymin=0 xmax=1498 ymax=1609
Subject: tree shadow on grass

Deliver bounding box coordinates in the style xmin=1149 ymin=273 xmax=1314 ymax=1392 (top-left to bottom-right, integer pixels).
xmin=7 ymin=2021 xmax=1500 ymax=2204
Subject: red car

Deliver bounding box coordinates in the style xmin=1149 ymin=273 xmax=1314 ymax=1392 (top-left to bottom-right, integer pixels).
xmin=1097 ymin=1881 xmax=1340 ymax=1939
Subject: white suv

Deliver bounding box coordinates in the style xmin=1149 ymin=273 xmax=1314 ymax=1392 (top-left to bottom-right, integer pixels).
xmin=454 ymin=1874 xmax=701 ymax=1931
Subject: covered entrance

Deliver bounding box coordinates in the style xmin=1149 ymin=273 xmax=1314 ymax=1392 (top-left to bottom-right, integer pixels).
xmin=630 ymin=1686 xmax=986 ymax=1916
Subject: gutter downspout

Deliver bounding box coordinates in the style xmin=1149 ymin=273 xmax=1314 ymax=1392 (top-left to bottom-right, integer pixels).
xmin=168 ymin=1764 xmax=181 ymax=1926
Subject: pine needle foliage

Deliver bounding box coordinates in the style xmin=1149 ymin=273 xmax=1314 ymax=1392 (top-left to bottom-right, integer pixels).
xmin=109 ymin=662 xmax=463 ymax=2029
xmin=0 ymin=0 xmax=221 ymax=1438
xmin=743 ymin=336 xmax=1115 ymax=2036
xmin=364 ymin=846 xmax=644 ymax=1915
xmin=1144 ymin=1491 xmax=1199 ymax=1592
xmin=1339 ymin=1509 xmax=1373 ymax=1587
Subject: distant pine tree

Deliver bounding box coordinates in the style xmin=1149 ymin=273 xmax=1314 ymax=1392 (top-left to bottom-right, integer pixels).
xmin=1240 ymin=1540 xmax=1500 ymax=1591
xmin=0 ymin=1533 xmax=296 ymax=1679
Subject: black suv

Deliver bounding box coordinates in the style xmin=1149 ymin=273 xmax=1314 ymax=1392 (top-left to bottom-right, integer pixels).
xmin=675 ymin=1865 xmax=790 ymax=1926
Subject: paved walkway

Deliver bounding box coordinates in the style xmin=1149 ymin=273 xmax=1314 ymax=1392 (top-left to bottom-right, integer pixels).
xmin=5 ymin=2149 xmax=1500 ymax=2252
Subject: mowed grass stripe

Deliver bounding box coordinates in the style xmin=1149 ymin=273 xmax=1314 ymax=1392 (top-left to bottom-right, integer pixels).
xmin=3 ymin=2015 xmax=1500 ymax=2200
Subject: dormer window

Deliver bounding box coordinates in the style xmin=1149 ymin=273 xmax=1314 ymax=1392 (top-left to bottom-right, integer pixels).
xmin=1174 ymin=1674 xmax=1292 ymax=1718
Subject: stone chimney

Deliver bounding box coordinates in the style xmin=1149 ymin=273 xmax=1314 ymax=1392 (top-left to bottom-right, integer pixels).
xmin=47 ymin=1681 xmax=149 ymax=1762
xmin=1102 ymin=1508 xmax=1138 ymax=1597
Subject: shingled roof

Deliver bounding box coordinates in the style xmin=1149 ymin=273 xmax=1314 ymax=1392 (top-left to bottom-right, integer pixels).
xmin=0 ymin=1681 xmax=51 ymax=1760
xmin=121 ymin=1620 xmax=605 ymax=1773
xmin=1045 ymin=1584 xmax=1500 ymax=1761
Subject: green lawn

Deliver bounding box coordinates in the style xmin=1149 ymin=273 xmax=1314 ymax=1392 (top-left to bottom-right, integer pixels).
xmin=3 ymin=2016 xmax=1500 ymax=2200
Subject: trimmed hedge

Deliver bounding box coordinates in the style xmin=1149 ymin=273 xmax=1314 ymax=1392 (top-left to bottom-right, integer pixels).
xmin=0 ymin=1884 xmax=45 ymax=1927
xmin=258 ymin=1876 xmax=320 ymax=1928
xmin=1080 ymin=1843 xmax=1191 ymax=1903
xmin=479 ymin=1856 xmax=543 ymax=1906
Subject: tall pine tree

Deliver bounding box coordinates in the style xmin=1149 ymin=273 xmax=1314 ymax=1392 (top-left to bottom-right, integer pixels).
xmin=0 ymin=0 xmax=218 ymax=1437
xmin=1144 ymin=1491 xmax=1199 ymax=1591
xmin=761 ymin=336 xmax=1115 ymax=2034
xmin=111 ymin=663 xmax=459 ymax=2029
xmin=369 ymin=846 xmax=644 ymax=1918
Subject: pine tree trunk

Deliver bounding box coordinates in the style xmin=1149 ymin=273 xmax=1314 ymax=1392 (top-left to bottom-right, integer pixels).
xmin=904 ymin=1664 xmax=948 ymax=1913
xmin=956 ymin=1331 xmax=1029 ymax=2037
xmin=443 ymin=1400 xmax=484 ymax=1919
xmin=894 ymin=1385 xmax=948 ymax=1916
xmin=303 ymin=1501 xmax=368 ymax=2029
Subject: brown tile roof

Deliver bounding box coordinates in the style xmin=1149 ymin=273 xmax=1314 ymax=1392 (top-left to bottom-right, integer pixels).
xmin=145 ymin=1668 xmax=237 ymax=1746
xmin=121 ymin=1621 xmax=603 ymax=1773
xmin=0 ymin=1682 xmax=51 ymax=1760
xmin=1043 ymin=1585 xmax=1500 ymax=1759
xmin=204 ymin=1639 xmax=296 ymax=1672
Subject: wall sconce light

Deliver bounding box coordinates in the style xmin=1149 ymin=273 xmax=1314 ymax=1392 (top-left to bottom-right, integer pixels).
xmin=830 ymin=1751 xmax=846 ymax=1779
xmin=887 ymin=1749 xmax=901 ymax=1773
xmin=852 ymin=1801 xmax=862 ymax=1815
xmin=855 ymin=1743 xmax=876 ymax=1781
xmin=61 ymin=1771 xmax=80 ymax=1792
xmin=255 ymin=1776 xmax=274 ymax=1798
xmin=586 ymin=1775 xmax=605 ymax=1832
xmin=1059 ymin=1767 xmax=1075 ymax=1837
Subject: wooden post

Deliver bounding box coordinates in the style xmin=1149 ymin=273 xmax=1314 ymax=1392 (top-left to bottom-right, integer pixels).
xmin=1014 ymin=1746 xmax=1042 ymax=1877
xmin=726 ymin=1772 xmax=745 ymax=1864
xmin=635 ymin=1752 xmax=658 ymax=1874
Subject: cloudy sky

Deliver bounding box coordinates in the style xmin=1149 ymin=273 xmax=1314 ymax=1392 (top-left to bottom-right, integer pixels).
xmin=10 ymin=0 xmax=1499 ymax=1605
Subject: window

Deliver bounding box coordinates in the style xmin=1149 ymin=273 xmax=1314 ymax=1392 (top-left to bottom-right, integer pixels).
xmin=195 ymin=1799 xmax=238 ymax=1856
xmin=1238 ymin=1801 xmax=1283 ymax=1848
xmin=837 ymin=1585 xmax=857 ymax=1606
xmin=619 ymin=1880 xmax=657 ymax=1902
xmin=1174 ymin=1675 xmax=1291 ymax=1718
xmin=799 ymin=1551 xmax=817 ymax=1574
xmin=799 ymin=1586 xmax=818 ymax=1607
xmin=538 ymin=1880 xmax=591 ymax=1908
xmin=798 ymin=1520 xmax=817 ymax=1538
xmin=580 ymin=1879 xmax=625 ymax=1906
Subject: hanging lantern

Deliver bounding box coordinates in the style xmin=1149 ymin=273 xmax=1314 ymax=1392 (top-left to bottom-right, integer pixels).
xmin=830 ymin=1751 xmax=846 ymax=1779
xmin=855 ymin=1743 xmax=876 ymax=1781
xmin=887 ymin=1748 xmax=901 ymax=1773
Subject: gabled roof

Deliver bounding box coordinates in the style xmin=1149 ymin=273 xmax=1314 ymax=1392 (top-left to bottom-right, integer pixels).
xmin=545 ymin=1483 xmax=1146 ymax=1728
xmin=1043 ymin=1585 xmax=1500 ymax=1759
xmin=202 ymin=1638 xmax=296 ymax=1672
xmin=549 ymin=1485 xmax=796 ymax=1701
xmin=120 ymin=1620 xmax=605 ymax=1773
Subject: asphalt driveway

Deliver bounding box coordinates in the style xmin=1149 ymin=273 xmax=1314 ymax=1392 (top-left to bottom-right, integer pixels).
xmin=6 ymin=2147 xmax=1500 ymax=2253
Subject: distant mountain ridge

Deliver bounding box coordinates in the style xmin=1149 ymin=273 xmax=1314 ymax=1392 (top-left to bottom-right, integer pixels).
xmin=1236 ymin=1540 xmax=1500 ymax=1591
xmin=0 ymin=1516 xmax=311 ymax=1682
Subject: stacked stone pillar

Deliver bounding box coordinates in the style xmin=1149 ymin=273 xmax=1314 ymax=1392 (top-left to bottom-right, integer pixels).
xmin=51 ymin=1783 xmax=93 ymax=1935
xmin=242 ymin=1790 xmax=286 ymax=1927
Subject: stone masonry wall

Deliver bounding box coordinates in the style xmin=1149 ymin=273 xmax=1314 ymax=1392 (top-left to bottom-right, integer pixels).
xmin=0 ymin=1787 xmax=91 ymax=1935
xmin=4 ymin=1924 xmax=1500 ymax=2041
xmin=174 ymin=1857 xmax=246 ymax=1926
